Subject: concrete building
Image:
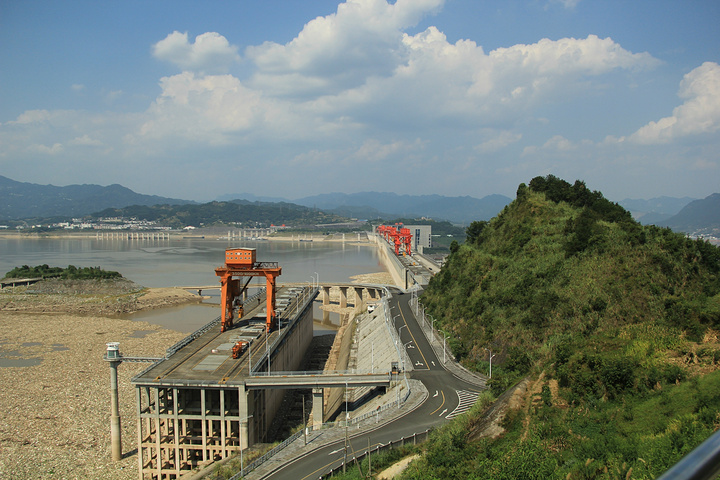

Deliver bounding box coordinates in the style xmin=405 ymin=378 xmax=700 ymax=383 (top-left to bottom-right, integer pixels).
xmin=403 ymin=225 xmax=432 ymax=253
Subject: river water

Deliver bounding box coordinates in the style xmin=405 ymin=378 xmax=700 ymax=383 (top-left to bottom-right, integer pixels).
xmin=0 ymin=235 xmax=384 ymax=333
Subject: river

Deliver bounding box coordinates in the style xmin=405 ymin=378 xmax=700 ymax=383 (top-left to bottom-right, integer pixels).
xmin=0 ymin=235 xmax=384 ymax=333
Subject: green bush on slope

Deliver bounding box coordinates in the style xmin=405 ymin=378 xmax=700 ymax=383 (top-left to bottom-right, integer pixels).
xmin=415 ymin=175 xmax=720 ymax=478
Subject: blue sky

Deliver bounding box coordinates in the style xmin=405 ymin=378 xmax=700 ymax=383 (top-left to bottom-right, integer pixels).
xmin=1 ymin=0 xmax=719 ymax=203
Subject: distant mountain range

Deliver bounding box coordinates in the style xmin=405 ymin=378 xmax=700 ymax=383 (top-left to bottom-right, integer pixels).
xmin=0 ymin=175 xmax=191 ymax=220
xmin=1 ymin=176 xmax=717 ymax=235
xmin=218 ymin=191 xmax=513 ymax=223
xmin=619 ymin=196 xmax=697 ymax=225
xmin=658 ymin=193 xmax=720 ymax=235
xmin=292 ymin=192 xmax=513 ymax=224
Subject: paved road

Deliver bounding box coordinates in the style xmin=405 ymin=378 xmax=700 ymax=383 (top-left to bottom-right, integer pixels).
xmin=261 ymin=288 xmax=486 ymax=479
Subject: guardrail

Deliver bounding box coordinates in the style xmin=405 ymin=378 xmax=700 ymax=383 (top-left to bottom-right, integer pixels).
xmin=228 ymin=428 xmax=305 ymax=480
xmin=320 ymin=429 xmax=433 ymax=478
xmin=657 ymin=428 xmax=720 ymax=480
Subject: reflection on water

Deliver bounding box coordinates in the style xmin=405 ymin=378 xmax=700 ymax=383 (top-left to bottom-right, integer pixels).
xmin=123 ymin=299 xmax=344 ymax=336
xmin=0 ymin=237 xmax=384 ymax=288
xmin=121 ymin=304 xmax=220 ymax=333
xmin=0 ymin=237 xmax=381 ymax=336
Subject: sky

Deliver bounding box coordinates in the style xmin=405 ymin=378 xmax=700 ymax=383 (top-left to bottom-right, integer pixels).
xmin=1 ymin=0 xmax=719 ymax=203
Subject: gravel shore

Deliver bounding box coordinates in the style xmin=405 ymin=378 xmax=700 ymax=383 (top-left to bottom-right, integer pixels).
xmin=0 ymin=280 xmax=197 ymax=480
xmin=0 ymin=273 xmax=395 ymax=479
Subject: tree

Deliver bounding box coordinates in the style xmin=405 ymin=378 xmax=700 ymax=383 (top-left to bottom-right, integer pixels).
xmin=465 ymin=221 xmax=487 ymax=245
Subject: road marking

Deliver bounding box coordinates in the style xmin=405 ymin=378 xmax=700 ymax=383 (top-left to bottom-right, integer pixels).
xmin=397 ymin=306 xmax=431 ymax=369
xmin=431 ymin=361 xmax=436 ymax=367
xmin=439 ymin=408 xmax=447 ymax=417
xmin=446 ymin=390 xmax=481 ymax=419
xmin=329 ymin=448 xmax=343 ymax=455
xmin=429 ymin=390 xmax=446 ymax=415
xmin=433 ymin=390 xmax=438 ymax=397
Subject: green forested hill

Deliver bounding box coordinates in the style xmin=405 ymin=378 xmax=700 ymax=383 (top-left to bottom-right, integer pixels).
xmin=92 ymin=200 xmax=350 ymax=229
xmin=406 ymin=176 xmax=720 ymax=479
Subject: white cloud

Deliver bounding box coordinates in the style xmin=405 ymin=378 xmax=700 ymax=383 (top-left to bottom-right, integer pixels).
xmin=69 ymin=134 xmax=103 ymax=147
xmin=474 ymin=130 xmax=522 ymax=153
xmin=152 ymin=31 xmax=240 ymax=72
xmin=29 ymin=143 xmax=63 ymax=154
xmin=246 ymin=0 xmax=444 ymax=97
xmin=630 ymin=62 xmax=720 ymax=144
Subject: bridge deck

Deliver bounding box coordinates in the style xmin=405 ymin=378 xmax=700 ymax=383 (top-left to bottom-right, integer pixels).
xmin=132 ymin=285 xmax=313 ymax=387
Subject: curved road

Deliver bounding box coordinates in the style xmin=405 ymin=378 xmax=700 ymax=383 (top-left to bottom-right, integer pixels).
xmin=260 ymin=288 xmax=487 ymax=479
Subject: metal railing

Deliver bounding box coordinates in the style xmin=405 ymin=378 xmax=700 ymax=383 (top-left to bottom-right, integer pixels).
xmin=228 ymin=428 xmax=305 ymax=480
xmin=657 ymin=428 xmax=720 ymax=480
xmin=320 ymin=429 xmax=433 ymax=478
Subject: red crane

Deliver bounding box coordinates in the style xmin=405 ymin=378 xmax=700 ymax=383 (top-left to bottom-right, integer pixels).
xmin=215 ymin=248 xmax=282 ymax=333
xmin=377 ymin=223 xmax=412 ymax=256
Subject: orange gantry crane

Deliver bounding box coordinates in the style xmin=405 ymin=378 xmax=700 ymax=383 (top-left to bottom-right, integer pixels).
xmin=215 ymin=248 xmax=282 ymax=333
xmin=377 ymin=223 xmax=412 ymax=256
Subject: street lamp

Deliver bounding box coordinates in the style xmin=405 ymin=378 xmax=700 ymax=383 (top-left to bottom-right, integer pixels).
xmin=398 ymin=324 xmax=407 ymax=338
xmin=403 ymin=341 xmax=413 ymax=371
xmin=393 ymin=314 xmax=400 ymax=329
xmin=486 ymin=349 xmax=496 ymax=378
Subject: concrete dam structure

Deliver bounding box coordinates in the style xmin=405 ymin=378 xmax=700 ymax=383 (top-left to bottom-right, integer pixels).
xmin=114 ymin=248 xmax=393 ymax=479
xmin=131 ymin=284 xmax=315 ymax=479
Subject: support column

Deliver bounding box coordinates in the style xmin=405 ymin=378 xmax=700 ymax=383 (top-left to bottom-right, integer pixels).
xmin=109 ymin=360 xmax=122 ymax=461
xmin=353 ymin=287 xmax=363 ymax=313
xmin=238 ymin=384 xmax=254 ymax=450
xmin=322 ymin=286 xmax=331 ymax=323
xmin=312 ymin=388 xmax=324 ymax=428
xmin=339 ymin=287 xmax=348 ymax=309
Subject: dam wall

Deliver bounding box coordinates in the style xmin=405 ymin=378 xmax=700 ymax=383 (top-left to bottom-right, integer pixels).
xmin=374 ymin=234 xmax=406 ymax=289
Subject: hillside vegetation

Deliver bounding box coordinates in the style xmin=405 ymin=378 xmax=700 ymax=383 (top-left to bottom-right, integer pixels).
xmin=92 ymin=200 xmax=350 ymax=229
xmin=409 ymin=176 xmax=720 ymax=479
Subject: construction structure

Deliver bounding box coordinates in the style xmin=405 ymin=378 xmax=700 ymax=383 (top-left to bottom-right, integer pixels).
xmin=129 ymin=248 xmax=314 ymax=479
xmin=109 ymin=248 xmax=394 ymax=479
xmin=215 ymin=248 xmax=282 ymax=332
xmin=376 ymin=224 xmax=413 ymax=256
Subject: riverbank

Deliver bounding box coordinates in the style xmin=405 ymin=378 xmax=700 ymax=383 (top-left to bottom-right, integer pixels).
xmin=0 ymin=278 xmax=203 ymax=316
xmin=0 ymin=312 xmax=186 ymax=479
xmin=0 ymin=280 xmax=205 ymax=479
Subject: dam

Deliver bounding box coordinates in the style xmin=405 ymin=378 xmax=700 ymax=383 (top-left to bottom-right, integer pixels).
xmin=119 ymin=248 xmax=391 ymax=479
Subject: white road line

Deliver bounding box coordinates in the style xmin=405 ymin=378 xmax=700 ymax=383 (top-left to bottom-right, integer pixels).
xmin=446 ymin=390 xmax=481 ymax=419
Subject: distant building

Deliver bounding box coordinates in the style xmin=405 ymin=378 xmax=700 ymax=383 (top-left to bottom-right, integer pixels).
xmin=404 ymin=225 xmax=432 ymax=253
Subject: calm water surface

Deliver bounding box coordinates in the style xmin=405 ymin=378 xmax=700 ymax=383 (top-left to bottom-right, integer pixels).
xmin=0 ymin=236 xmax=382 ymax=333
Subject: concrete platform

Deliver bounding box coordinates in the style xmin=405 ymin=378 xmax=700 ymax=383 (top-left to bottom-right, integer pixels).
xmin=133 ymin=285 xmax=313 ymax=387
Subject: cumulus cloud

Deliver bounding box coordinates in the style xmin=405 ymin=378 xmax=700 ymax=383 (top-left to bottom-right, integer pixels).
xmin=152 ymin=31 xmax=240 ymax=72
xmin=474 ymin=131 xmax=522 ymax=153
xmin=138 ymin=0 xmax=660 ymax=144
xmin=246 ymin=0 xmax=444 ymax=96
xmin=630 ymin=62 xmax=720 ymax=144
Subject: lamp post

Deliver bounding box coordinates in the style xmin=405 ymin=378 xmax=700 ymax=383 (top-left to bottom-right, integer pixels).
xmin=486 ymin=349 xmax=496 ymax=378
xmin=393 ymin=314 xmax=400 ymax=330
xmin=398 ymin=324 xmax=407 ymax=338
xmin=403 ymin=341 xmax=413 ymax=371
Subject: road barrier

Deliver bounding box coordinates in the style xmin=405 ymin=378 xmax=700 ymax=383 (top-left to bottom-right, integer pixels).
xmin=321 ymin=429 xmax=433 ymax=478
